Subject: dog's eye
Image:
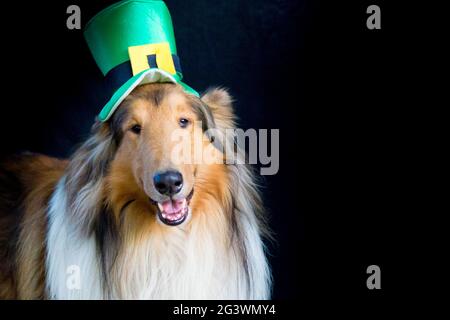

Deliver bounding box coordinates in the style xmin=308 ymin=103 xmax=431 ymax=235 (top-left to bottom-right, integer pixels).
xmin=130 ymin=124 xmax=142 ymax=134
xmin=179 ymin=118 xmax=190 ymax=128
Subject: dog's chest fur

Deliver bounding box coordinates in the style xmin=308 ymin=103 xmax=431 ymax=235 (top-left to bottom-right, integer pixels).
xmin=45 ymin=179 xmax=253 ymax=299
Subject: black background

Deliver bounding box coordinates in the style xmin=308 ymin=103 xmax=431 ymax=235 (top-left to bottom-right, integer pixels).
xmin=0 ymin=0 xmax=413 ymax=309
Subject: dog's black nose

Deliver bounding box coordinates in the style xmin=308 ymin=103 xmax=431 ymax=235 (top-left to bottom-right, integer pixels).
xmin=153 ymin=171 xmax=183 ymax=196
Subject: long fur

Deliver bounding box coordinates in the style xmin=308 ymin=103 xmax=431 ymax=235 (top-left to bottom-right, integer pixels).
xmin=0 ymin=86 xmax=271 ymax=299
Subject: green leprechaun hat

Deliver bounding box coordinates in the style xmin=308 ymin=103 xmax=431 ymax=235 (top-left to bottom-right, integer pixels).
xmin=84 ymin=0 xmax=199 ymax=122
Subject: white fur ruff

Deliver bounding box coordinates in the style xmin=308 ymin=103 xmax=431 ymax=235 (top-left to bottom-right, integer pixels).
xmin=46 ymin=177 xmax=271 ymax=299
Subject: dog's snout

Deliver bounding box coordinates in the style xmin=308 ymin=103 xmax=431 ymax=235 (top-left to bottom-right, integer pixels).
xmin=153 ymin=171 xmax=183 ymax=196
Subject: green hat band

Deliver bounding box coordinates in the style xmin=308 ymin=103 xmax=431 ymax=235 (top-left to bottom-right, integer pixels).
xmin=84 ymin=0 xmax=198 ymax=122
xmin=104 ymin=52 xmax=183 ymax=97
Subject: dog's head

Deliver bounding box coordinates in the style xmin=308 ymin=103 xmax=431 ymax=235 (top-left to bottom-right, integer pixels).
xmin=103 ymin=83 xmax=234 ymax=226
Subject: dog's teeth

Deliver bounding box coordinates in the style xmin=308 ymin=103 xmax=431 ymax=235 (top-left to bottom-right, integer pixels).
xmin=157 ymin=199 xmax=189 ymax=224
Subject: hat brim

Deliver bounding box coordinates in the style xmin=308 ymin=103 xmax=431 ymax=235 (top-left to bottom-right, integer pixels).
xmin=98 ymin=68 xmax=199 ymax=122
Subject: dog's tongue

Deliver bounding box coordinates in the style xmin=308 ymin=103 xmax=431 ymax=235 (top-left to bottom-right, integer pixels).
xmin=161 ymin=199 xmax=185 ymax=214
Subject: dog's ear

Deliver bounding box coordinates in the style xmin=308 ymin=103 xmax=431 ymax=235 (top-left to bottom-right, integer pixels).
xmin=194 ymin=87 xmax=237 ymax=152
xmin=200 ymin=87 xmax=236 ymax=130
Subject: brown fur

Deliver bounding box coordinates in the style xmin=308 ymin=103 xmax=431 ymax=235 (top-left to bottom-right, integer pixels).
xmin=0 ymin=83 xmax=269 ymax=299
xmin=0 ymin=154 xmax=67 ymax=299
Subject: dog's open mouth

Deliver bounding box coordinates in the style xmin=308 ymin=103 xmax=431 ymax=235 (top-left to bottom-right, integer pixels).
xmin=151 ymin=190 xmax=193 ymax=226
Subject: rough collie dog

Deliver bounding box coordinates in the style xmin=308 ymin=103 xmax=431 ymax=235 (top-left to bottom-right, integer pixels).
xmin=0 ymin=83 xmax=271 ymax=299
